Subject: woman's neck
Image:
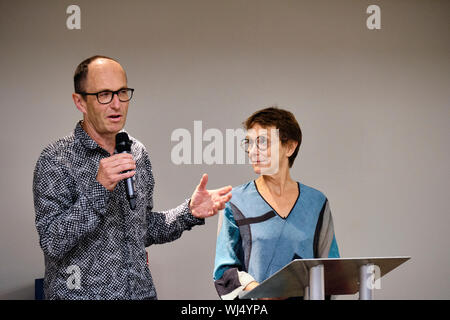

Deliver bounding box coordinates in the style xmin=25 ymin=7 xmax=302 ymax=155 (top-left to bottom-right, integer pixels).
xmin=256 ymin=169 xmax=296 ymax=197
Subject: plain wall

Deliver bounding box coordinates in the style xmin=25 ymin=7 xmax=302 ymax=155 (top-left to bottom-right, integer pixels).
xmin=0 ymin=0 xmax=449 ymax=299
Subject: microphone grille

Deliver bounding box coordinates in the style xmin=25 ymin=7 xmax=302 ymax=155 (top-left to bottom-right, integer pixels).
xmin=115 ymin=132 xmax=131 ymax=153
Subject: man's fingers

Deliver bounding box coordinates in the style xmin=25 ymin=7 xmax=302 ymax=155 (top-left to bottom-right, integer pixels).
xmin=111 ymin=158 xmax=136 ymax=169
xmin=212 ymin=194 xmax=232 ymax=212
xmin=123 ymin=170 xmax=136 ymax=177
xmin=102 ymin=154 xmax=134 ymax=165
xmin=103 ymin=156 xmax=136 ymax=172
xmin=106 ymin=153 xmax=133 ymax=162
xmin=208 ymin=207 xmax=218 ymax=217
xmin=97 ymin=153 xmax=135 ymax=191
xmin=116 ymin=170 xmax=136 ymax=181
xmin=216 ymin=185 xmax=232 ymax=196
xmin=216 ymin=202 xmax=226 ymax=211
xmin=213 ymin=191 xmax=232 ymax=202
xmin=112 ymin=153 xmax=133 ymax=159
xmin=117 ymin=162 xmax=136 ymax=172
xmin=190 ymin=175 xmax=234 ymax=218
xmin=214 ymin=201 xmax=225 ymax=213
xmin=197 ymin=173 xmax=208 ymax=191
xmin=219 ymin=194 xmax=232 ymax=206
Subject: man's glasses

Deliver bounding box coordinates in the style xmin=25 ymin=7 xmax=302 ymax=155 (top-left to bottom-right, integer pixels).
xmin=78 ymin=88 xmax=134 ymax=104
xmin=240 ymin=136 xmax=270 ymax=153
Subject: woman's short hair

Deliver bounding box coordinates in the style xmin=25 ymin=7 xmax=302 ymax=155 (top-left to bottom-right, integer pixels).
xmin=243 ymin=106 xmax=302 ymax=168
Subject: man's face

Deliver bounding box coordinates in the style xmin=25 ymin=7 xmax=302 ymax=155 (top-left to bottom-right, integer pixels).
xmin=78 ymin=59 xmax=129 ymax=137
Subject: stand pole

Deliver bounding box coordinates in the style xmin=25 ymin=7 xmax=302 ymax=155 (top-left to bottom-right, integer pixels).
xmin=359 ymin=264 xmax=375 ymax=300
xmin=309 ymin=264 xmax=325 ymax=300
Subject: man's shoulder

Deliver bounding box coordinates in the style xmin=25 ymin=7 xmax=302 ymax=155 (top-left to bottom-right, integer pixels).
xmin=128 ymin=134 xmax=146 ymax=151
xmin=33 ymin=132 xmax=79 ymax=179
xmin=38 ymin=132 xmax=77 ymax=161
xmin=128 ymin=134 xmax=151 ymax=160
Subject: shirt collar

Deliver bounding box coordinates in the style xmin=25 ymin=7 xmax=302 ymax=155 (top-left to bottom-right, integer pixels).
xmin=74 ymin=121 xmax=132 ymax=153
xmin=74 ymin=121 xmax=103 ymax=151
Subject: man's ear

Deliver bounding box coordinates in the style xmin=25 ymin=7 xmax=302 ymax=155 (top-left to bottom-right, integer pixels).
xmin=72 ymin=93 xmax=87 ymax=114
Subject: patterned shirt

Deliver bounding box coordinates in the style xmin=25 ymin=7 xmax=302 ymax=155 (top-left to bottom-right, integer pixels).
xmin=33 ymin=121 xmax=204 ymax=299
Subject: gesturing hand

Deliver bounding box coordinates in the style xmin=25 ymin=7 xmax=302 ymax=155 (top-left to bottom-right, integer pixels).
xmin=189 ymin=174 xmax=232 ymax=218
xmin=96 ymin=153 xmax=136 ymax=191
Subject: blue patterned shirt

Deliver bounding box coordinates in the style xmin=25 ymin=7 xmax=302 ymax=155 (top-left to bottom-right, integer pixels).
xmin=214 ymin=181 xmax=339 ymax=299
xmin=33 ymin=122 xmax=204 ymax=299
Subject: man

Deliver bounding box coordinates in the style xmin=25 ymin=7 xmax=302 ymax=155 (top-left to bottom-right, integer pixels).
xmin=33 ymin=55 xmax=232 ymax=299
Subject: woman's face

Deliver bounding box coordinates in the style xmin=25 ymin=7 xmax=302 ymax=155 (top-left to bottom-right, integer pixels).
xmin=244 ymin=124 xmax=298 ymax=176
xmin=244 ymin=124 xmax=280 ymax=175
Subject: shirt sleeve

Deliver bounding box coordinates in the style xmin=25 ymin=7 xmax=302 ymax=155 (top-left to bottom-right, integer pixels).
xmin=316 ymin=199 xmax=340 ymax=258
xmin=33 ymin=152 xmax=111 ymax=260
xmin=142 ymin=151 xmax=205 ymax=247
xmin=213 ymin=202 xmax=256 ymax=300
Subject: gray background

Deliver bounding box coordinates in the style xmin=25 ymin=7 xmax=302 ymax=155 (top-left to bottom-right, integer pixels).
xmin=0 ymin=0 xmax=449 ymax=299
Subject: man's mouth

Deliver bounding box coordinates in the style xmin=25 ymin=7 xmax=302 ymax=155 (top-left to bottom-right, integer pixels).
xmin=107 ymin=114 xmax=122 ymax=122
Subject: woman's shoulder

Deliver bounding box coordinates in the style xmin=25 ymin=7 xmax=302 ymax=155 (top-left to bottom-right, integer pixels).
xmin=228 ymin=181 xmax=259 ymax=206
xmin=232 ymin=181 xmax=254 ymax=193
xmin=298 ymin=182 xmax=328 ymax=202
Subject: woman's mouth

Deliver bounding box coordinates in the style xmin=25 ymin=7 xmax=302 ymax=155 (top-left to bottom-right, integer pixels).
xmin=250 ymin=157 xmax=270 ymax=165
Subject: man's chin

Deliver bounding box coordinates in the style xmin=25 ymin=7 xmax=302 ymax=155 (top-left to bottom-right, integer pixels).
xmin=106 ymin=121 xmax=126 ymax=133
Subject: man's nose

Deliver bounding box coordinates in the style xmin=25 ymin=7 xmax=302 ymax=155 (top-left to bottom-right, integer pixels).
xmin=110 ymin=92 xmax=121 ymax=109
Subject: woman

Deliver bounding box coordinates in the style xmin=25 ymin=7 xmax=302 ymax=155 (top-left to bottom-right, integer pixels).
xmin=213 ymin=107 xmax=340 ymax=300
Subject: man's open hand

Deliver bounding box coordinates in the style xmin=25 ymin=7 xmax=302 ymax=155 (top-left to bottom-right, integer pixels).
xmin=189 ymin=174 xmax=232 ymax=218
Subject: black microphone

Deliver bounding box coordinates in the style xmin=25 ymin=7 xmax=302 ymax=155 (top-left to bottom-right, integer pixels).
xmin=115 ymin=132 xmax=137 ymax=210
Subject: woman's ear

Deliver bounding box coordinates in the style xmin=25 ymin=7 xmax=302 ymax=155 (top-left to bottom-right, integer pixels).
xmin=286 ymin=140 xmax=298 ymax=157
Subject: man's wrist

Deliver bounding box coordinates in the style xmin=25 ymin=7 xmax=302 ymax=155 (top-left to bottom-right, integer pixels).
xmin=184 ymin=198 xmax=205 ymax=224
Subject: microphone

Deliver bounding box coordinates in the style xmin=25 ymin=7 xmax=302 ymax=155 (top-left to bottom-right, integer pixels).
xmin=115 ymin=132 xmax=137 ymax=210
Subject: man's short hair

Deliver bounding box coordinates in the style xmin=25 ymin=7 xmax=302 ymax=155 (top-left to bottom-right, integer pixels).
xmin=243 ymin=106 xmax=302 ymax=168
xmin=73 ymin=55 xmax=121 ymax=94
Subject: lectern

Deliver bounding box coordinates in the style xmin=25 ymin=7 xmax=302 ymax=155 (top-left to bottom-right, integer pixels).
xmin=239 ymin=256 xmax=411 ymax=300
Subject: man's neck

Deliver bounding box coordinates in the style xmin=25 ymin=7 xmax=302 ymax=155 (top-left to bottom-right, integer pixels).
xmin=81 ymin=120 xmax=116 ymax=155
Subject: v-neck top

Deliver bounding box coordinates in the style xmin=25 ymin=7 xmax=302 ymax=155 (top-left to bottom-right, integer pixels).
xmin=253 ymin=180 xmax=300 ymax=220
xmin=213 ymin=180 xmax=340 ymax=298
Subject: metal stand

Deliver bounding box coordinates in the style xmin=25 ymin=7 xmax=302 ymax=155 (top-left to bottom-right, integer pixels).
xmin=309 ymin=264 xmax=325 ymax=300
xmin=306 ymin=263 xmax=376 ymax=300
xmin=359 ymin=264 xmax=375 ymax=300
xmin=239 ymin=256 xmax=411 ymax=300
xmin=303 ymin=286 xmax=309 ymax=300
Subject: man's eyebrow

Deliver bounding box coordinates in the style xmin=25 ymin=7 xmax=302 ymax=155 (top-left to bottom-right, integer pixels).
xmin=95 ymin=86 xmax=128 ymax=92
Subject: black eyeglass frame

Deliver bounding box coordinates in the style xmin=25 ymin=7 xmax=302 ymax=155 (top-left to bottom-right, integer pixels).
xmin=77 ymin=88 xmax=135 ymax=104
